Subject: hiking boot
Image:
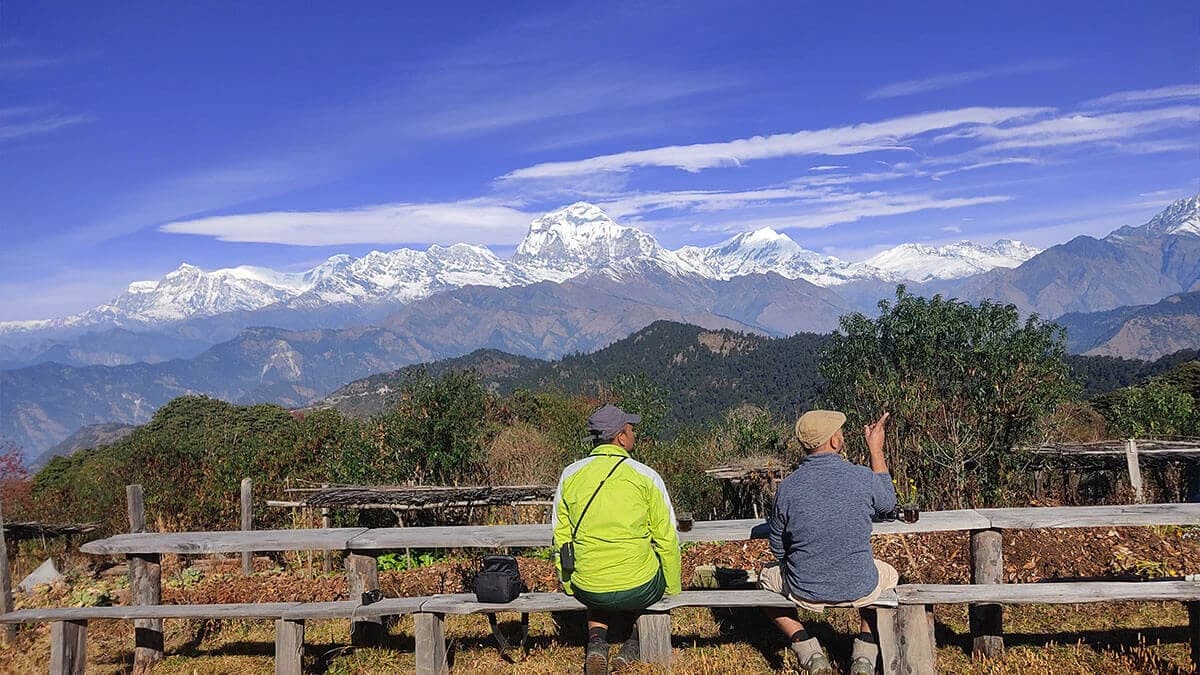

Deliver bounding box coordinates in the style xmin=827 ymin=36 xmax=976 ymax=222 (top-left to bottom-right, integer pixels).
xmin=610 ymin=639 xmax=639 ymax=671
xmin=585 ymin=640 xmax=610 ymax=675
xmin=849 ymin=655 xmax=875 ymax=674
xmin=789 ymin=642 xmax=833 ymax=675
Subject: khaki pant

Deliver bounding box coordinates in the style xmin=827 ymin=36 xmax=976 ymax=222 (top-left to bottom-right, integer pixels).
xmin=759 ymin=559 xmax=898 ymax=613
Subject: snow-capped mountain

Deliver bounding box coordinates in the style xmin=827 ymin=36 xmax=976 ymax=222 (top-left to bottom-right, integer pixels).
xmin=512 ymin=202 xmax=689 ymax=280
xmin=1109 ymin=194 xmax=1200 ymax=240
xmin=677 ymin=227 xmax=878 ymax=285
xmin=864 ymin=239 xmax=1041 ymax=282
xmin=17 ymin=198 xmax=1200 ymax=339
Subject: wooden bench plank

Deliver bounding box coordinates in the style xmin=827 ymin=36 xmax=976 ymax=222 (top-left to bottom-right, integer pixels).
xmin=900 ymin=581 xmax=1200 ymax=605
xmin=1 ymin=602 xmax=304 ymax=622
xmin=80 ymin=528 xmax=370 ymax=554
xmin=416 ymin=589 xmax=899 ymax=615
xmin=352 ymin=597 xmax=428 ymax=619
xmin=279 ymin=601 xmax=361 ymax=620
xmin=979 ymin=504 xmax=1200 ymax=530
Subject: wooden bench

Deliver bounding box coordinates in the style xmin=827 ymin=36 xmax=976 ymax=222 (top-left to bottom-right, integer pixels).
xmin=408 ymin=589 xmax=902 ymax=675
xmin=0 ymin=598 xmax=424 ymax=675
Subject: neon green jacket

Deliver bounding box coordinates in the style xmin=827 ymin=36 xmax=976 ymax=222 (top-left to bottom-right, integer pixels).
xmin=552 ymin=444 xmax=682 ymax=596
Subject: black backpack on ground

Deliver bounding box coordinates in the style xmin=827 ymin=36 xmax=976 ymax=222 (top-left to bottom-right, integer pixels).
xmin=474 ymin=554 xmax=529 ymax=658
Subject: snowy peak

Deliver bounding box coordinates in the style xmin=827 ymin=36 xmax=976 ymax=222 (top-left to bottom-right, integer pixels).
xmin=513 ymin=202 xmax=671 ymax=278
xmin=678 ymin=227 xmax=877 ymax=285
xmin=865 ymin=239 xmax=1041 ymax=282
xmin=1144 ymin=195 xmax=1200 ymax=236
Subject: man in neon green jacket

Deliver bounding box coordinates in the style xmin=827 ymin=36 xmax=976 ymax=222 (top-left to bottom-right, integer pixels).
xmin=553 ymin=404 xmax=681 ymax=674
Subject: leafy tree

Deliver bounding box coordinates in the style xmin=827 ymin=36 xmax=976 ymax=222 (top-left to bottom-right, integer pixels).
xmin=820 ymin=287 xmax=1075 ymax=508
xmin=1098 ymin=379 xmax=1197 ymax=437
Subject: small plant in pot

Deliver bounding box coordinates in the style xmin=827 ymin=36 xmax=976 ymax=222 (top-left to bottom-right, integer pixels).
xmin=894 ymin=478 xmax=920 ymax=523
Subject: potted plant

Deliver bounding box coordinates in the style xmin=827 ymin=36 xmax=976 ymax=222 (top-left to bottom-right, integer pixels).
xmin=894 ymin=478 xmax=920 ymax=523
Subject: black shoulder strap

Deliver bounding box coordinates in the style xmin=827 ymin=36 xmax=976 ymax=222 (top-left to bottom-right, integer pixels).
xmin=487 ymin=612 xmax=530 ymax=659
xmin=570 ymin=456 xmax=628 ymax=541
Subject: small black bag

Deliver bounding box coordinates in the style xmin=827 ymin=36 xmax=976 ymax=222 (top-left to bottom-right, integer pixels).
xmin=475 ymin=554 xmax=524 ymax=603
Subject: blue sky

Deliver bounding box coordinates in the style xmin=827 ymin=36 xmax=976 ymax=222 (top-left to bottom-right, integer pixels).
xmin=1 ymin=1 xmax=1198 ymax=321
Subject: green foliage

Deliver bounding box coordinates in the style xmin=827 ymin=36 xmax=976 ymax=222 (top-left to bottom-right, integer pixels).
xmin=608 ymin=372 xmax=671 ymax=441
xmin=1095 ymin=379 xmax=1198 ymax=437
xmin=820 ymin=287 xmax=1076 ymax=509
xmin=376 ymin=551 xmax=440 ymax=571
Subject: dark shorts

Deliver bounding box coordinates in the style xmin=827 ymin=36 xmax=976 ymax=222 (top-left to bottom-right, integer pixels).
xmin=573 ymin=569 xmax=666 ymax=612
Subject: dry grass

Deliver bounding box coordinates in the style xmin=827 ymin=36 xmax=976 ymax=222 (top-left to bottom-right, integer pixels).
xmin=2 ymin=603 xmax=1193 ymax=674
xmin=487 ymin=423 xmax=565 ymax=486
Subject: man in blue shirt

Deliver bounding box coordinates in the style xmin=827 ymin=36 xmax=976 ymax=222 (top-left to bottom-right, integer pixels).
xmin=759 ymin=410 xmax=898 ymax=674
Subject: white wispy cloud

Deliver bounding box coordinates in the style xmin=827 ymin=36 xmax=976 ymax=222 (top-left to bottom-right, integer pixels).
xmin=159 ymin=201 xmax=538 ymax=246
xmin=708 ymin=193 xmax=1013 ymax=232
xmin=501 ymin=107 xmax=1047 ymax=180
xmin=866 ymin=61 xmax=1064 ymax=99
xmin=809 ymin=165 xmax=847 ymax=171
xmin=0 ymin=56 xmax=64 ymax=76
xmin=0 ymin=107 xmax=91 ymax=141
xmin=1085 ymin=83 xmax=1200 ymax=107
xmin=962 ymin=105 xmax=1200 ymax=152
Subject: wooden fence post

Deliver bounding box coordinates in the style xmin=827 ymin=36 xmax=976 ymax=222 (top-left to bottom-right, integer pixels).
xmin=0 ymin=499 xmax=15 ymax=645
xmin=241 ymin=478 xmax=253 ymax=576
xmin=969 ymin=529 xmax=1004 ymax=659
xmin=895 ymin=604 xmax=936 ymax=674
xmin=1188 ymin=601 xmax=1199 ymax=672
xmin=1125 ymin=439 xmax=1145 ymax=503
xmin=126 ymin=485 xmax=163 ymax=674
xmin=346 ymin=552 xmax=383 ymax=645
xmin=321 ymin=483 xmax=332 ymax=574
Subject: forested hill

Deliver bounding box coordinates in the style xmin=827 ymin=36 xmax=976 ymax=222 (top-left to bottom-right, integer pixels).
xmin=316 ymin=320 xmax=1196 ymax=428
xmin=317 ymin=321 xmax=828 ymax=428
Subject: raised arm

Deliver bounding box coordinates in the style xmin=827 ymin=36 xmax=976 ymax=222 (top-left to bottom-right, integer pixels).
xmin=864 ymin=411 xmax=889 ymax=474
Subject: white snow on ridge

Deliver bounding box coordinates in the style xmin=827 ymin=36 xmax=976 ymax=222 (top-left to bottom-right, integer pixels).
xmin=864 ymin=239 xmax=1041 ymax=282
xmin=5 ymin=196 xmax=1194 ymax=335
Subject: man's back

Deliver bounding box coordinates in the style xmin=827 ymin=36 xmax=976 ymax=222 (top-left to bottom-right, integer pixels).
xmin=769 ymin=453 xmax=895 ymax=602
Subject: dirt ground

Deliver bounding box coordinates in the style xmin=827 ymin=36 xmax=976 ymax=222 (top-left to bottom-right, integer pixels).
xmin=2 ymin=527 xmax=1198 ymax=673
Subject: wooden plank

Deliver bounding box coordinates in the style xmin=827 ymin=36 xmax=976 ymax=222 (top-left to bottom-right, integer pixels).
xmin=350 ymin=597 xmax=427 ymax=619
xmin=414 ymin=612 xmax=448 ymax=675
xmin=871 ymin=509 xmax=991 ymax=535
xmin=0 ymin=602 xmax=304 ymax=622
xmin=1125 ymin=440 xmax=1146 ymax=503
xmin=274 ymin=618 xmax=304 ymax=675
xmin=81 ymin=528 xmax=370 ymax=554
xmin=280 ymin=601 xmax=360 ymax=620
xmin=346 ymin=552 xmax=383 ymax=646
xmin=895 ymin=604 xmax=936 ymax=674
xmin=348 ymin=523 xmax=552 ymax=549
xmin=969 ymin=529 xmax=1004 ymax=659
xmin=899 ymin=581 xmax=1200 ymax=605
xmin=638 ymin=612 xmax=672 ymax=670
xmin=979 ymin=504 xmax=1200 ymax=530
xmin=49 ymin=619 xmax=87 ymax=675
xmin=418 ymin=589 xmax=899 ymax=615
xmin=0 ymin=500 xmax=14 ymax=645
xmin=241 ymin=478 xmax=254 ymax=576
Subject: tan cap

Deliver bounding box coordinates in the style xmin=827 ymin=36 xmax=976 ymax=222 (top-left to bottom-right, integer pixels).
xmin=795 ymin=410 xmax=846 ymax=450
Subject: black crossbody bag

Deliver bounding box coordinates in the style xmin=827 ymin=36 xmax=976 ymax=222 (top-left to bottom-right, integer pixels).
xmin=560 ymin=455 xmax=628 ymax=578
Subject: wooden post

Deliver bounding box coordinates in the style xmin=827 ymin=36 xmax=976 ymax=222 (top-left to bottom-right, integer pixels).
xmin=321 ymin=483 xmax=332 ymax=574
xmin=50 ymin=619 xmax=88 ymax=675
xmin=1125 ymin=439 xmax=1145 ymax=504
xmin=346 ymin=552 xmax=382 ymax=645
xmin=969 ymin=529 xmax=1004 ymax=659
xmin=126 ymin=485 xmax=163 ymax=674
xmin=0 ymin=499 xmax=15 ymax=645
xmin=895 ymin=604 xmax=936 ymax=674
xmin=241 ymin=478 xmax=254 ymax=576
xmin=1188 ymin=601 xmax=1199 ymax=671
xmin=637 ymin=611 xmax=672 ymax=670
xmin=275 ymin=618 xmax=305 ymax=675
xmin=414 ymin=612 xmax=448 ymax=675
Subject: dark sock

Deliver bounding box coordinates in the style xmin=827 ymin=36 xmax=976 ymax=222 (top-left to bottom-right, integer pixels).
xmin=588 ymin=626 xmax=608 ymax=644
xmin=627 ymin=620 xmax=640 ymax=643
xmin=856 ymin=631 xmax=877 ymax=644
xmin=790 ymin=629 xmax=812 ymax=643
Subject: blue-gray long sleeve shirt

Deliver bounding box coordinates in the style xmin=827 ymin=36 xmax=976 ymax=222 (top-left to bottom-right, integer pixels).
xmin=768 ymin=453 xmax=895 ymax=602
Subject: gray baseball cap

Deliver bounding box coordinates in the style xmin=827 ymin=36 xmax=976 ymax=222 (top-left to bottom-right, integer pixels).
xmin=587 ymin=404 xmax=642 ymax=441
